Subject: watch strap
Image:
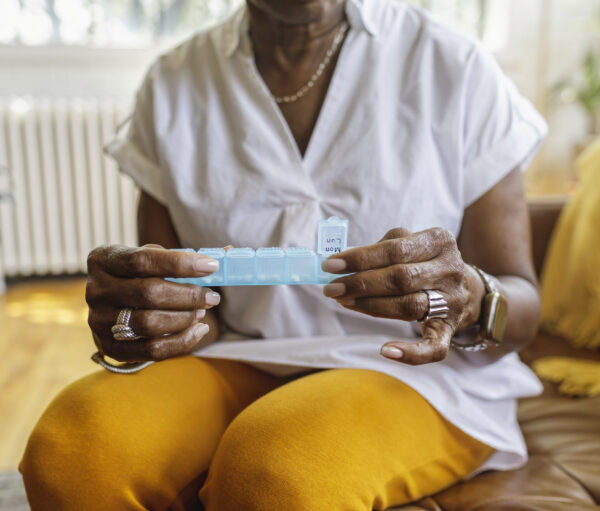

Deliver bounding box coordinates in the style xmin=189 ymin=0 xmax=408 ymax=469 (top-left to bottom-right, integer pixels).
xmin=469 ymin=264 xmax=507 ymax=344
xmin=470 ymin=264 xmax=498 ymax=294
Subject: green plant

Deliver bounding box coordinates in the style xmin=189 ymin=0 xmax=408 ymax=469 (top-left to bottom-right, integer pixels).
xmin=578 ymin=51 xmax=600 ymax=115
xmin=554 ymin=49 xmax=600 ymax=134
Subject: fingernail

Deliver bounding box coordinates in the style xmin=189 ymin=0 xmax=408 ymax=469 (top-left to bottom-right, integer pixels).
xmin=196 ymin=309 xmax=206 ymax=320
xmin=205 ymin=291 xmax=221 ymax=306
xmin=381 ymin=346 xmax=404 ymax=359
xmin=321 ymin=258 xmax=347 ymax=273
xmin=195 ymin=257 xmax=219 ymax=273
xmin=323 ymin=283 xmax=346 ymax=298
xmin=194 ymin=323 xmax=209 ymax=337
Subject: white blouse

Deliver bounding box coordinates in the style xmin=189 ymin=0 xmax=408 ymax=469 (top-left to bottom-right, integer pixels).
xmin=107 ymin=0 xmax=548 ymax=476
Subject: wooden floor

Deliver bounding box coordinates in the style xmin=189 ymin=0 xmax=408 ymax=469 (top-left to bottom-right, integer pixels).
xmin=0 ymin=278 xmax=95 ymax=471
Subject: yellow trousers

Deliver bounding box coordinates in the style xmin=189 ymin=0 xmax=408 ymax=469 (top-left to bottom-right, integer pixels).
xmin=20 ymin=357 xmax=492 ymax=510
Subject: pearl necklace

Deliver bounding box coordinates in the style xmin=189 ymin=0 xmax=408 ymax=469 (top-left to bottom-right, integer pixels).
xmin=272 ymin=21 xmax=349 ymax=104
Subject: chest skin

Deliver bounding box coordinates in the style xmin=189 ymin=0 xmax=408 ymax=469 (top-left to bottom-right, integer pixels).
xmin=254 ymin=39 xmax=344 ymax=156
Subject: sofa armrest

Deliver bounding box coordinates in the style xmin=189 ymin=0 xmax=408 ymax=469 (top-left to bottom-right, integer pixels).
xmin=528 ymin=198 xmax=567 ymax=279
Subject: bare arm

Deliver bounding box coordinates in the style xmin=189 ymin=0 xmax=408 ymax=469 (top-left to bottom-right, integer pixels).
xmin=137 ymin=190 xmax=181 ymax=249
xmin=321 ymin=168 xmax=539 ymax=366
xmin=456 ymin=167 xmax=540 ymax=364
xmin=137 ymin=191 xmax=222 ymax=343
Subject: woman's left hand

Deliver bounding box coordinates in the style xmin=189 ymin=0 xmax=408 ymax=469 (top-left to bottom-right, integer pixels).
xmin=322 ymin=227 xmax=483 ymax=365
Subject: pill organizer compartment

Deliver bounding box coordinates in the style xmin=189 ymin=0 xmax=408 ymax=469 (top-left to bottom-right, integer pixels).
xmin=317 ymin=254 xmax=334 ymax=283
xmin=286 ymin=247 xmax=317 ymax=283
xmin=226 ymin=248 xmax=256 ymax=283
xmin=198 ymin=248 xmax=226 ymax=284
xmin=256 ymin=248 xmax=286 ymax=283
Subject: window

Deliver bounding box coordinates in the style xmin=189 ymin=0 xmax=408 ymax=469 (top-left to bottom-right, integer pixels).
xmin=0 ymin=0 xmax=241 ymax=47
xmin=1 ymin=0 xmax=499 ymax=48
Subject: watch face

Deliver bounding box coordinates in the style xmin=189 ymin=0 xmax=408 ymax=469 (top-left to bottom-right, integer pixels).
xmin=482 ymin=292 xmax=508 ymax=343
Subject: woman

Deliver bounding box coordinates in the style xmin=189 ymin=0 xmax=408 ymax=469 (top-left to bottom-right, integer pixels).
xmin=20 ymin=0 xmax=547 ymax=509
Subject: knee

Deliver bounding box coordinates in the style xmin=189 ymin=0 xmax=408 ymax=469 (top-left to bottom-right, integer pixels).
xmin=20 ymin=373 xmax=136 ymax=510
xmin=200 ymin=408 xmax=317 ymax=511
xmin=20 ymin=379 xmax=88 ymax=507
xmin=20 ymin=420 xmax=70 ymax=510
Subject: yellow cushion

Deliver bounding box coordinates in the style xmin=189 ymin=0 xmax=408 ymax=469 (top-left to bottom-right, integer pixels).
xmin=540 ymin=138 xmax=600 ymax=350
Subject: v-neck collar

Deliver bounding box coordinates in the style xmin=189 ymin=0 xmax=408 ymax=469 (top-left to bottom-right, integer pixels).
xmin=241 ymin=28 xmax=355 ymax=170
xmin=215 ymin=0 xmax=379 ymax=169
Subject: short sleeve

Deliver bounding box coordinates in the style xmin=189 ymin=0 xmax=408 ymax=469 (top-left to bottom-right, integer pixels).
xmin=104 ymin=65 xmax=168 ymax=205
xmin=461 ymin=45 xmax=548 ymax=207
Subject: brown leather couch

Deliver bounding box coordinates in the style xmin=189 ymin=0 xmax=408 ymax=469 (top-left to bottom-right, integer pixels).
xmin=391 ymin=200 xmax=600 ymax=511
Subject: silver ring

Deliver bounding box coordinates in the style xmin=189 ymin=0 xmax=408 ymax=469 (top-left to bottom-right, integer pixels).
xmin=420 ymin=290 xmax=449 ymax=322
xmin=111 ymin=307 xmax=141 ymax=341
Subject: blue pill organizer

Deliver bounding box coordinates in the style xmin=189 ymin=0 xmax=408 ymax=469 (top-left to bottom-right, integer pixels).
xmin=169 ymin=216 xmax=349 ymax=286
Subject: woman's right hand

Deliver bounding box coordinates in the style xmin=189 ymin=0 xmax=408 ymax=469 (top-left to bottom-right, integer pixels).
xmin=86 ymin=244 xmax=220 ymax=363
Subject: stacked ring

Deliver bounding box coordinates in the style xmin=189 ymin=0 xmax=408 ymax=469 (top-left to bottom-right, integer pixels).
xmin=420 ymin=290 xmax=449 ymax=322
xmin=111 ymin=307 xmax=141 ymax=341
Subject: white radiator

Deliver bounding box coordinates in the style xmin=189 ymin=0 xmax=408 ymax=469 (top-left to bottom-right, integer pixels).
xmin=0 ymin=97 xmax=138 ymax=279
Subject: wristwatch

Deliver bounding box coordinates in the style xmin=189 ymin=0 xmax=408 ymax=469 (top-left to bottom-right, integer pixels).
xmin=451 ymin=265 xmax=508 ymax=352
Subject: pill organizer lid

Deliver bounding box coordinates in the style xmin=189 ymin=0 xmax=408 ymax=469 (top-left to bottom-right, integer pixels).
xmin=256 ymin=247 xmax=285 ymax=257
xmin=198 ymin=248 xmax=226 ymax=258
xmin=286 ymin=247 xmax=315 ymax=256
xmin=317 ymin=216 xmax=349 ymax=255
xmin=226 ymin=247 xmax=255 ymax=257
